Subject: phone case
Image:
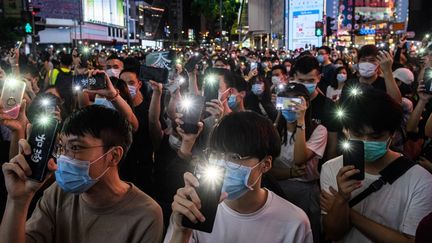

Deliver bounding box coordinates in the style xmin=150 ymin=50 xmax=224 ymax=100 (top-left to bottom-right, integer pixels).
xmin=26 ymin=117 xmax=59 ymax=182
xmin=342 ymin=140 xmax=365 ymax=181
xmin=1 ymin=80 xmax=26 ymax=119
xmin=182 ymin=165 xmax=225 ymax=233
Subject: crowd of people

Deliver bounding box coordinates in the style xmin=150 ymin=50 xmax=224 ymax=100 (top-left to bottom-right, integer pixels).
xmin=0 ymin=36 xmax=432 ymax=243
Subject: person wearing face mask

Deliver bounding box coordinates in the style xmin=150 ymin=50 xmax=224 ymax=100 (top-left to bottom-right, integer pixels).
xmin=165 ymin=111 xmax=313 ymax=243
xmin=0 ymin=106 xmax=163 ymax=243
xmin=244 ymin=76 xmax=279 ymax=122
xmin=341 ymin=45 xmax=402 ymax=104
xmin=270 ymin=83 xmax=328 ymax=243
xmin=326 ymin=66 xmax=348 ymax=102
xmin=105 ymin=55 xmax=124 ymax=79
xmin=316 ymin=46 xmax=337 ymax=93
xmin=320 ymin=86 xmax=432 ymax=243
xmin=118 ymin=69 xmax=155 ymax=194
xmin=293 ymin=55 xmax=341 ymax=161
xmin=283 ymin=59 xmax=294 ymax=78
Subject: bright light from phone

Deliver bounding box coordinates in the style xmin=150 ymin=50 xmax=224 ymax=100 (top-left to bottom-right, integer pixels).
xmin=179 ymin=77 xmax=185 ymax=84
xmin=201 ymin=164 xmax=224 ymax=186
xmin=73 ymin=85 xmax=81 ymax=92
xmin=342 ymin=140 xmax=351 ymax=151
xmin=206 ymin=75 xmax=217 ymax=86
xmin=180 ymin=96 xmax=193 ymax=112
xmin=336 ymin=108 xmax=345 ymax=119
xmin=426 ymin=34 xmax=430 ymax=39
xmin=350 ymin=87 xmax=361 ymax=97
xmin=194 ymin=52 xmax=199 ymax=56
xmin=83 ymin=47 xmax=89 ymax=53
xmin=41 ymin=98 xmax=50 ymax=107
xmin=5 ymin=77 xmax=22 ymax=88
xmin=37 ymin=115 xmax=50 ymax=126
xmin=176 ymin=59 xmax=181 ymax=64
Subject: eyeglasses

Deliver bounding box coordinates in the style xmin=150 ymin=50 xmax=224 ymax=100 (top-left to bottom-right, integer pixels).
xmin=205 ymin=149 xmax=253 ymax=170
xmin=53 ymin=144 xmax=108 ymax=158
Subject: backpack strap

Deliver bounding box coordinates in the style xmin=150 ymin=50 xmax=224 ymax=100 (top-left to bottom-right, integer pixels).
xmin=349 ymin=156 xmax=416 ymax=207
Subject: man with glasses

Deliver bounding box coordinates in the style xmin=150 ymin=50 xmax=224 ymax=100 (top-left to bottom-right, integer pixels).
xmin=164 ymin=111 xmax=312 ymax=243
xmin=0 ymin=106 xmax=163 ymax=243
xmin=341 ymin=44 xmax=402 ymax=104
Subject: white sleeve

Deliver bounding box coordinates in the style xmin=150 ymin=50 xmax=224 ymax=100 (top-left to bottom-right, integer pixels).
xmin=320 ymin=160 xmax=339 ymax=215
xmin=306 ymin=125 xmax=328 ymax=158
xmin=326 ymin=87 xmax=332 ymax=99
xmin=163 ymin=216 xmax=195 ymax=243
xmin=400 ymin=173 xmax=432 ymax=236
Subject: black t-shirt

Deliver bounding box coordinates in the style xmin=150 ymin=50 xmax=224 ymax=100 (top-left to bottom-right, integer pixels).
xmin=319 ymin=63 xmax=336 ymax=91
xmin=342 ymin=76 xmax=387 ymax=97
xmin=310 ymin=92 xmax=341 ymax=133
xmin=119 ymin=101 xmax=154 ymax=194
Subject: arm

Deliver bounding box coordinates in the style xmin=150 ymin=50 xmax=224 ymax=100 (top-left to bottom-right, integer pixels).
xmin=148 ymin=81 xmax=165 ymax=150
xmin=326 ymin=132 xmax=338 ymax=160
xmin=378 ymin=51 xmax=402 ymax=104
xmin=188 ymin=70 xmax=199 ymax=96
xmin=350 ymin=210 xmax=414 ymax=243
xmin=293 ymin=98 xmax=315 ymax=165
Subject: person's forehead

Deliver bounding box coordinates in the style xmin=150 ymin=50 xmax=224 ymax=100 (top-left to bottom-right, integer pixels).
xmin=120 ymin=72 xmax=137 ymax=81
xmin=59 ymin=134 xmax=100 ymax=144
xmin=272 ymin=69 xmax=282 ymax=75
xmin=296 ymin=70 xmax=319 ymax=79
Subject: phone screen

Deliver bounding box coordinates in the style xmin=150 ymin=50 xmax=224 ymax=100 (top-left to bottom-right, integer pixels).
xmin=0 ymin=79 xmax=26 ymax=119
xmin=342 ymin=140 xmax=365 ymax=181
xmin=182 ymin=164 xmax=225 ymax=233
xmin=203 ymin=75 xmax=219 ymax=102
xmin=180 ymin=95 xmax=206 ymax=134
xmin=250 ymin=62 xmax=257 ymax=70
xmin=73 ymin=74 xmax=106 ymax=90
xmin=424 ymin=68 xmax=432 ymax=94
xmin=276 ymin=97 xmax=302 ymax=110
xmin=26 ymin=117 xmax=59 ymax=182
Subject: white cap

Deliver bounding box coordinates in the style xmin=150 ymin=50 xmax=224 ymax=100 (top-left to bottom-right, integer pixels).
xmin=393 ymin=68 xmax=414 ymax=85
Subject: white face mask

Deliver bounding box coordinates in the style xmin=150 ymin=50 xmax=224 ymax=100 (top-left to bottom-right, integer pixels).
xmin=358 ymin=62 xmax=378 ymax=78
xmin=336 ymin=73 xmax=347 ymax=83
xmin=106 ymin=68 xmax=121 ymax=78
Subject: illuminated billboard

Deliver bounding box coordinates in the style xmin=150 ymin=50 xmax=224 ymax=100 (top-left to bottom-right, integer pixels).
xmin=288 ymin=0 xmax=324 ymax=50
xmin=84 ymin=0 xmax=125 ymax=27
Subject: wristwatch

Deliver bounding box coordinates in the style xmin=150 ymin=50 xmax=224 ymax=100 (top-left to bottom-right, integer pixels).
xmin=296 ymin=124 xmax=306 ymax=130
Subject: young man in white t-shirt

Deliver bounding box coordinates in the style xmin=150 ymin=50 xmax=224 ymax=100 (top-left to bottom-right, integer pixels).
xmin=320 ymin=86 xmax=432 ymax=243
xmin=164 ymin=111 xmax=312 ymax=243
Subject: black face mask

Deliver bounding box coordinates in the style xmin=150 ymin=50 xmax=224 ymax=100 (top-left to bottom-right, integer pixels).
xmin=399 ymin=83 xmax=412 ymax=97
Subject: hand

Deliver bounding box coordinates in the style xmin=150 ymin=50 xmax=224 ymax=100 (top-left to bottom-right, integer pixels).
xmin=397 ymin=35 xmax=407 ymax=49
xmin=320 ymin=186 xmax=337 ymax=212
xmin=0 ymin=67 xmax=6 ymax=81
xmin=83 ymin=70 xmax=118 ymax=99
xmin=172 ymin=172 xmax=227 ymax=229
xmin=336 ymin=165 xmax=362 ymax=201
xmin=293 ymin=97 xmax=307 ymax=122
xmin=377 ymin=51 xmax=393 ymax=73
xmin=8 ymin=48 xmax=19 ymax=66
xmin=248 ymin=68 xmax=258 ymax=79
xmin=2 ymin=134 xmax=57 ymax=202
xmin=175 ymin=113 xmax=204 ymax=143
xmin=417 ymin=82 xmax=432 ymax=102
xmin=149 ymin=80 xmax=163 ymax=94
xmin=205 ymin=99 xmax=224 ymax=120
xmin=421 ymin=55 xmax=432 ymax=69
xmin=0 ymin=100 xmax=28 ymax=132
xmin=291 ymin=164 xmax=306 ymax=177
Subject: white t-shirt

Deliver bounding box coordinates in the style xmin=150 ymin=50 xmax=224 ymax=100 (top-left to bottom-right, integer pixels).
xmin=275 ymin=125 xmax=327 ymax=181
xmin=164 ymin=190 xmax=313 ymax=243
xmin=320 ymin=156 xmax=432 ymax=243
xmin=326 ymin=86 xmax=342 ymax=101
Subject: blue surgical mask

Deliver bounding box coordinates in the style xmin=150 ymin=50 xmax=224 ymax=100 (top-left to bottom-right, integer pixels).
xmin=94 ymin=97 xmax=116 ymax=110
xmin=55 ymin=152 xmax=111 ymax=194
xmin=218 ymin=160 xmax=262 ymax=200
xmin=281 ymin=110 xmax=297 ymax=123
xmin=252 ymin=83 xmax=264 ymax=96
xmin=303 ymin=83 xmax=317 ymax=94
xmin=317 ymin=55 xmax=325 ymax=64
xmin=228 ymin=94 xmax=237 ymax=108
xmin=127 ymin=85 xmax=137 ymax=98
xmin=364 ymin=140 xmax=389 ymax=162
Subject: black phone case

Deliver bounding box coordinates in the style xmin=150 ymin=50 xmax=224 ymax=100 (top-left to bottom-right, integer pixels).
xmin=343 ymin=140 xmax=365 ymax=181
xmin=424 ymin=68 xmax=432 ymax=94
xmin=182 ymin=166 xmax=225 ymax=233
xmin=26 ymin=118 xmax=59 ymax=182
xmin=181 ymin=95 xmax=206 ymax=134
xmin=184 ymin=54 xmax=203 ymax=73
xmin=139 ymin=65 xmax=169 ymax=84
xmin=203 ymin=80 xmax=219 ymax=103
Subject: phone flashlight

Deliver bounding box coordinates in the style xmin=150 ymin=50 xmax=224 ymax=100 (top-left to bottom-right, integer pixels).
xmin=206 ymin=75 xmax=217 ymax=86
xmin=179 ymin=77 xmax=186 ymax=84
xmin=349 ymin=87 xmax=361 ymax=97
xmin=199 ymin=164 xmax=225 ymax=186
xmin=335 ymin=108 xmax=345 ymax=119
xmin=341 ymin=140 xmax=351 ymax=151
xmin=73 ymin=85 xmax=81 ymax=92
xmin=180 ymin=96 xmax=193 ymax=112
xmin=37 ymin=115 xmax=51 ymax=127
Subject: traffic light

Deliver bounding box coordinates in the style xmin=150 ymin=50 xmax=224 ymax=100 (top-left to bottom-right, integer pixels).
xmin=315 ymin=21 xmax=323 ymax=37
xmin=326 ymin=16 xmax=336 ymax=36
xmin=32 ymin=7 xmax=45 ymax=33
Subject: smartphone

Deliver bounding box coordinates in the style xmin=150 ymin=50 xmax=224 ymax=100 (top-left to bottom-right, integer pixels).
xmin=342 ymin=140 xmax=365 ymax=181
xmin=184 ymin=53 xmax=203 ymax=72
xmin=424 ymin=68 xmax=432 ymax=94
xmin=276 ymin=97 xmax=302 ymax=111
xmin=250 ymin=62 xmax=257 ymax=70
xmin=139 ymin=65 xmax=169 ymax=84
xmin=203 ymin=76 xmax=219 ymax=102
xmin=182 ymin=164 xmax=225 ymax=233
xmin=0 ymin=79 xmax=26 ymax=119
xmin=180 ymin=95 xmax=206 ymax=134
xmin=26 ymin=116 xmax=59 ymax=182
xmin=73 ymin=73 xmax=106 ymax=90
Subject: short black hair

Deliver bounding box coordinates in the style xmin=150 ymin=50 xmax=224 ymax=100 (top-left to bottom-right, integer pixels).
xmin=358 ymin=44 xmax=379 ymax=60
xmin=271 ymin=65 xmax=287 ymax=75
xmin=318 ymin=46 xmax=332 ymax=54
xmin=340 ymin=84 xmax=403 ymax=135
xmin=209 ymin=111 xmax=281 ymax=160
xmin=60 ymin=52 xmax=73 ymax=66
xmin=21 ymin=65 xmax=39 ymax=78
xmin=292 ymin=55 xmax=320 ymax=75
xmin=61 ymin=106 xmax=133 ymax=159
